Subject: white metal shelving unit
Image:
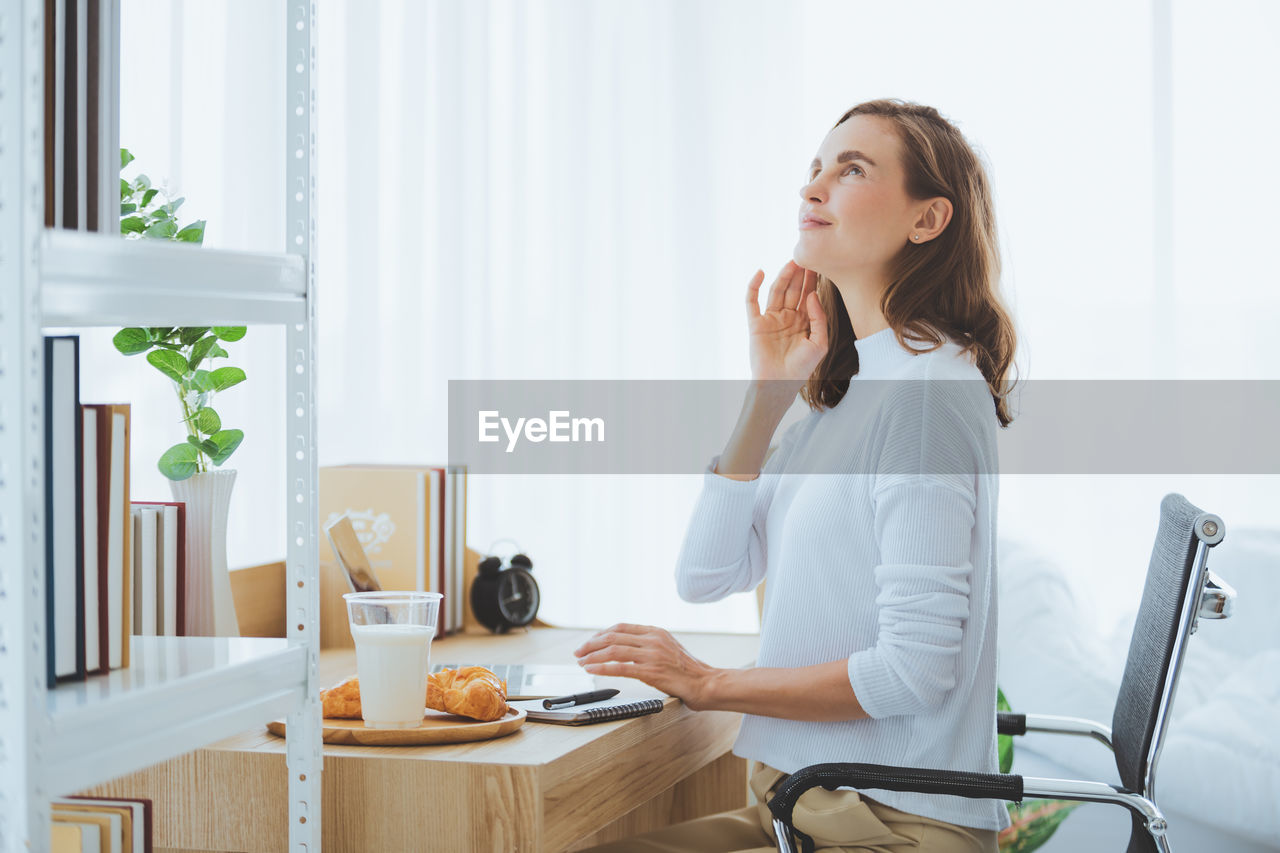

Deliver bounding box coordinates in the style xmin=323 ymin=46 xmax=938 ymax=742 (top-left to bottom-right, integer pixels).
xmin=0 ymin=2 xmax=323 ymax=851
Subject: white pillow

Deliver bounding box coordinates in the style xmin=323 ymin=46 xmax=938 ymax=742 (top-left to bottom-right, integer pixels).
xmin=996 ymin=532 xmax=1280 ymax=845
xmin=997 ymin=538 xmax=1123 ymax=783
xmin=1159 ymin=649 xmax=1280 ymax=846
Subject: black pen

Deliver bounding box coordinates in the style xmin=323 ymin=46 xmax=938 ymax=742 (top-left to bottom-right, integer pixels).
xmin=543 ymin=688 xmax=620 ymax=710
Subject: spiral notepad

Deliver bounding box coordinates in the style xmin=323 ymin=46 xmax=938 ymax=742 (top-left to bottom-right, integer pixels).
xmin=515 ymin=697 xmax=665 ymax=725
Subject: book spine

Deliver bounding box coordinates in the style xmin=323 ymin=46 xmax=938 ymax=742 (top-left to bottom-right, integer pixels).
xmin=44 ymin=338 xmax=57 ymax=687
xmin=105 ymin=408 xmax=127 ymax=669
xmin=161 ymin=505 xmax=177 ymax=636
xmin=73 ymin=344 xmax=85 ymax=679
xmin=435 ymin=469 xmax=447 ymax=636
xmin=75 ymin=0 xmax=87 ymax=230
xmin=46 ymin=336 xmax=85 ymax=682
xmin=81 ymin=407 xmax=99 ymax=672
xmin=90 ymin=405 xmax=113 ymax=673
xmin=415 ymin=472 xmax=425 ymax=594
xmin=116 ymin=405 xmax=131 ymax=667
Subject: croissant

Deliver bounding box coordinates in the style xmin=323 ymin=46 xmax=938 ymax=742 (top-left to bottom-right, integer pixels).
xmin=319 ymin=675 xmax=364 ymax=719
xmin=319 ymin=666 xmax=509 ymax=723
xmin=427 ymin=666 xmax=509 ymax=722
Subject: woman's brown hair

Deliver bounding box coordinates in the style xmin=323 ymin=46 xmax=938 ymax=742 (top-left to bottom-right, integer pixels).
xmin=800 ymin=98 xmax=1018 ymax=427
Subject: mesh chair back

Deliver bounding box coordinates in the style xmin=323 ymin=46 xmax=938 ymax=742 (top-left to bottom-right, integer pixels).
xmin=1111 ymin=493 xmax=1202 ymax=795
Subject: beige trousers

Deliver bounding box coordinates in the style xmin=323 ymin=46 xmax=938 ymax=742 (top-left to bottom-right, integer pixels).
xmin=580 ymin=763 xmax=999 ymax=853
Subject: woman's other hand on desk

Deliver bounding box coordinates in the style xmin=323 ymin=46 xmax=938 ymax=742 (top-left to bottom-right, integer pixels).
xmin=573 ymin=624 xmax=719 ymax=710
xmin=575 ymin=623 xmax=870 ymax=722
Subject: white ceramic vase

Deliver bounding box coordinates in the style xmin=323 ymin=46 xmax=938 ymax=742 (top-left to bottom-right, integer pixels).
xmin=171 ymin=468 xmax=241 ymax=636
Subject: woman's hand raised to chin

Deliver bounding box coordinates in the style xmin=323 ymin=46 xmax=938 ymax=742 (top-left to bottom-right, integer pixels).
xmin=573 ymin=624 xmax=722 ymax=711
xmin=746 ymin=261 xmax=828 ymax=385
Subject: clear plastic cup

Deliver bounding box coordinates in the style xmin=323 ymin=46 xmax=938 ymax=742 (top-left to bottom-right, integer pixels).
xmin=343 ymin=591 xmax=443 ymax=729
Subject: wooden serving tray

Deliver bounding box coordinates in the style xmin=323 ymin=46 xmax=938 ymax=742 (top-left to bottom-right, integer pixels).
xmin=267 ymin=706 xmax=526 ymax=746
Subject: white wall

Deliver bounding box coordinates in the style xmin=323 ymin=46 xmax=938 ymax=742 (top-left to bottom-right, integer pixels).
xmin=81 ymin=0 xmax=1279 ymax=634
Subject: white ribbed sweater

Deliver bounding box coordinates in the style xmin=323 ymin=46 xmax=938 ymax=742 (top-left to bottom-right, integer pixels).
xmin=675 ymin=326 xmax=1009 ymax=832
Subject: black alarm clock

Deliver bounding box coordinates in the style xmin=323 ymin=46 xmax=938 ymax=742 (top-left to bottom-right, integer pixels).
xmin=470 ymin=542 xmax=541 ymax=633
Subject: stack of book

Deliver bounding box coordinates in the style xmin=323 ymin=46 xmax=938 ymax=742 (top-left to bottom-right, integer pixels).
xmin=51 ymin=796 xmax=151 ymax=853
xmin=43 ymin=0 xmax=121 ymax=233
xmin=318 ymin=465 xmax=468 ymax=644
xmin=45 ymin=335 xmax=189 ymax=687
xmin=128 ymin=502 xmax=186 ymax=637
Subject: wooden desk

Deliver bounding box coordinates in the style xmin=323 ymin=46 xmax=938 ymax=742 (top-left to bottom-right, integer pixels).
xmin=83 ymin=628 xmax=760 ymax=852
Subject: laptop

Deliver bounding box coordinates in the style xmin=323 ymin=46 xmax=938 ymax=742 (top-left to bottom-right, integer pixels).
xmin=428 ymin=661 xmax=595 ymax=700
xmin=325 ymin=514 xmax=597 ymax=700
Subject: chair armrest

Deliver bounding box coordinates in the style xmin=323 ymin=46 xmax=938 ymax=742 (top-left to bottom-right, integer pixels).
xmin=767 ymin=764 xmax=1023 ymax=853
xmin=766 ymin=764 xmax=1166 ymax=853
xmin=999 ymin=712 xmax=1114 ymax=751
xmin=767 ymin=762 xmax=1024 ymax=820
xmin=1023 ymin=775 xmax=1167 ymax=847
xmin=997 ymin=711 xmax=1026 ymax=735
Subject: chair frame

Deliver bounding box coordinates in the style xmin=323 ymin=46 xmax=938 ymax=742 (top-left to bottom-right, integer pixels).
xmin=768 ymin=496 xmax=1232 ymax=853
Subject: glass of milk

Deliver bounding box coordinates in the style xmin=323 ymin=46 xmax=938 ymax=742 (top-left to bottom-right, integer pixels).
xmin=343 ymin=591 xmax=443 ymax=729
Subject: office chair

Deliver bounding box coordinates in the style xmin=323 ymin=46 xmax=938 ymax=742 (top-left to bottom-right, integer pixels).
xmin=768 ymin=493 xmax=1236 ymax=853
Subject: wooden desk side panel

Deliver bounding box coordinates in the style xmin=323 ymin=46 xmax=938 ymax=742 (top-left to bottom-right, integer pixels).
xmin=564 ymin=752 xmax=748 ymax=851
xmin=84 ymin=749 xmax=288 ymax=853
xmin=323 ymin=757 xmax=542 ymax=852
xmin=543 ymin=708 xmax=743 ymax=853
xmin=84 ymin=748 xmax=545 ymax=853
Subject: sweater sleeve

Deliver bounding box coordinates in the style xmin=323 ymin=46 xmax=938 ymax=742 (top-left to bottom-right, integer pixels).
xmin=846 ymin=379 xmax=982 ymax=718
xmin=674 ymin=415 xmax=808 ymax=603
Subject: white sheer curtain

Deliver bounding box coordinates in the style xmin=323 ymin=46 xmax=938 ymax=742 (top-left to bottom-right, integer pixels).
xmin=89 ymin=0 xmax=1278 ymax=635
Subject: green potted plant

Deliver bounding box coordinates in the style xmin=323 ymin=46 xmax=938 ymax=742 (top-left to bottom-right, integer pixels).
xmin=113 ymin=147 xmax=242 ymax=636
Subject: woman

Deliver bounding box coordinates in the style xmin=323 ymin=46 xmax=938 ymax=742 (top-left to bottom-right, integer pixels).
xmin=575 ymin=98 xmax=1017 ymax=853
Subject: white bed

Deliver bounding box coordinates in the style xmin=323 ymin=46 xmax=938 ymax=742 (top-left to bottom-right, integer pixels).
xmin=997 ymin=529 xmax=1280 ymax=851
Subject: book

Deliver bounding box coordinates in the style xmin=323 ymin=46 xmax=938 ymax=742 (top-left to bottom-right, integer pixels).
xmin=43 ymin=0 xmax=56 ymax=226
xmin=45 ymin=335 xmax=84 ymax=684
xmin=51 ymin=816 xmax=101 ymax=853
xmin=71 ymin=0 xmax=86 ymax=230
xmin=44 ymin=0 xmax=118 ymax=231
xmin=84 ymin=0 xmax=98 ymax=231
xmin=510 ymin=696 xmax=666 ymax=726
xmin=132 ymin=502 xmax=185 ymax=635
xmin=86 ymin=405 xmax=113 ymax=671
xmin=51 ymin=806 xmax=119 ymax=853
xmin=432 ymin=465 xmax=455 ymax=635
xmin=66 ymin=796 xmax=150 ymax=853
xmin=425 ymin=466 xmax=446 ymax=635
xmin=318 ymin=466 xmax=442 ymax=646
xmin=319 ymin=465 xmax=470 ymax=643
xmin=56 ymin=798 xmax=138 ymax=853
xmin=449 ymin=465 xmax=467 ymax=635
xmin=130 ymin=507 xmax=157 ymax=636
xmin=51 ymin=0 xmax=66 ymax=228
xmin=156 ymin=504 xmax=174 ymax=635
xmin=96 ymin=0 xmax=121 ymax=235
xmin=90 ymin=404 xmax=132 ymax=668
xmin=83 ymin=404 xmax=124 ymax=668
xmin=81 ymin=405 xmax=101 ymax=673
xmin=50 ymin=822 xmax=82 ymax=853
xmin=57 ymin=0 xmax=83 ymax=229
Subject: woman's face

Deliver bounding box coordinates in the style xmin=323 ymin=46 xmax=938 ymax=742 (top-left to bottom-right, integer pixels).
xmin=794 ymin=114 xmax=918 ymax=282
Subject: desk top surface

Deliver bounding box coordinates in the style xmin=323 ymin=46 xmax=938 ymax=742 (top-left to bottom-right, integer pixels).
xmin=213 ymin=628 xmax=759 ymax=767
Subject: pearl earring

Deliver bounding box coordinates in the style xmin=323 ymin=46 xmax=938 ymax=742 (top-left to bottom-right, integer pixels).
xmin=912 ymin=234 xmax=920 ymax=241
